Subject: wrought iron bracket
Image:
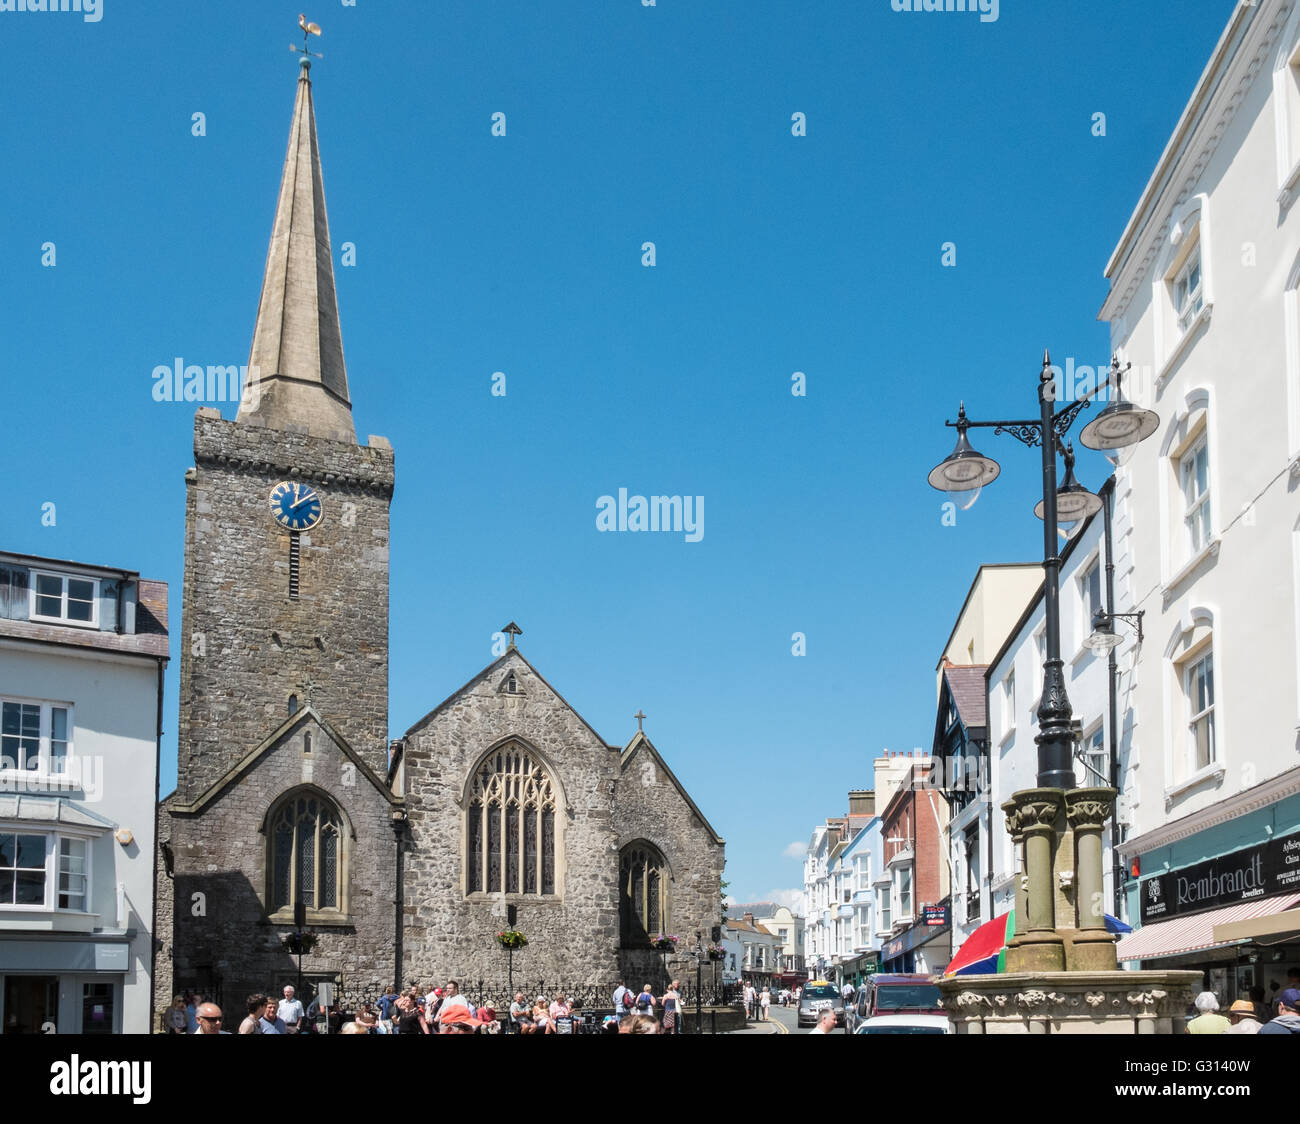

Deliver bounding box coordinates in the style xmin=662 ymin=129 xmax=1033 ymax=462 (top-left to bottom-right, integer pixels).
xmin=993 ymin=423 xmax=1043 ymax=449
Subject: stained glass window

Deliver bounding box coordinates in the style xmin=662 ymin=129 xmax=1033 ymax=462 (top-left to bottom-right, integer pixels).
xmin=297 ymin=802 xmax=316 ymax=908
xmin=524 ymin=807 xmax=537 ymax=893
xmin=269 ymin=793 xmax=343 ymax=914
xmin=506 ymin=804 xmax=520 ymax=893
xmin=467 ymin=747 xmax=558 ymax=897
xmin=487 ymin=801 xmax=501 ymax=893
xmin=468 ymin=804 xmax=483 ymax=892
xmin=541 ymin=809 xmax=554 ymax=895
xmin=321 ymin=823 xmax=337 ymax=909
xmin=620 ymin=843 xmax=669 ymax=944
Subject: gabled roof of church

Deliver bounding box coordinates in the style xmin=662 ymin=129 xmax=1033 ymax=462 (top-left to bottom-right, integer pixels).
xmin=166 ymin=705 xmax=397 ymax=815
xmin=399 ymin=646 xmax=615 ymax=753
xmin=238 ymin=58 xmax=355 ymax=442
xmin=620 ymin=731 xmax=725 ymax=845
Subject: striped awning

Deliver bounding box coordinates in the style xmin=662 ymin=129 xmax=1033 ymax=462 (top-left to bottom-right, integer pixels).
xmin=1116 ymin=893 xmax=1300 ymax=962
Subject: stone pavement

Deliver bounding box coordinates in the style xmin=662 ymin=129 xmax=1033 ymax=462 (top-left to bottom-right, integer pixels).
xmin=725 ymin=1014 xmax=786 ymax=1035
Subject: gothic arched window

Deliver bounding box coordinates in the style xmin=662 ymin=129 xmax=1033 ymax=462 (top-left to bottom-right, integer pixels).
xmin=466 ymin=747 xmax=558 ymax=897
xmin=267 ymin=791 xmax=344 ymax=917
xmin=620 ymin=842 xmax=670 ymax=944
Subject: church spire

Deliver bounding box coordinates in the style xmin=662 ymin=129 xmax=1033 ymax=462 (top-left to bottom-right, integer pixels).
xmin=239 ymin=55 xmax=355 ymax=443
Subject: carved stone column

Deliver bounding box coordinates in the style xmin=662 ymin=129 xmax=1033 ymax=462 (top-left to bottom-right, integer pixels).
xmin=1006 ymin=788 xmax=1065 ymax=973
xmin=1003 ymin=798 xmax=1027 ymax=945
xmin=1066 ymin=787 xmax=1118 ymax=971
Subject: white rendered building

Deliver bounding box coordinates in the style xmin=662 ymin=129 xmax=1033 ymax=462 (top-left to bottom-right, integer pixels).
xmin=0 ymin=551 xmax=168 ymax=1033
xmin=1100 ymin=0 xmax=1300 ymax=983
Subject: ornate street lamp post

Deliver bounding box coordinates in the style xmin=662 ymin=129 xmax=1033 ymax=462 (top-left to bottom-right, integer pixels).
xmin=928 ymin=352 xmax=1157 ymax=972
xmin=694 ymin=931 xmax=704 ymax=1036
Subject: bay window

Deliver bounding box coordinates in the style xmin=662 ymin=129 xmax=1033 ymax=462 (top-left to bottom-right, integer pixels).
xmin=0 ymin=830 xmax=91 ymax=911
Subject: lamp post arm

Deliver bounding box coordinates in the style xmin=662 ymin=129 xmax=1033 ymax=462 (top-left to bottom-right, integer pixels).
xmin=943 ymin=416 xmax=1045 ymax=450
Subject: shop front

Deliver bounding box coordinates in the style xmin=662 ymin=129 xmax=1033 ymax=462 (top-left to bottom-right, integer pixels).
xmin=0 ymin=935 xmax=130 ymax=1034
xmin=1119 ymin=804 xmax=1300 ymax=1007
xmin=881 ymin=905 xmax=951 ymax=976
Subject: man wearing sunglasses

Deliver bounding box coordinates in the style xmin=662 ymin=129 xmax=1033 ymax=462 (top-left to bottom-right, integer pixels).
xmin=193 ymin=1002 xmax=229 ymax=1034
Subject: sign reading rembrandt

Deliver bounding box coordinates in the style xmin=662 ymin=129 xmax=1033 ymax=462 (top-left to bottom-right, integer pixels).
xmin=1139 ymin=833 xmax=1300 ymax=924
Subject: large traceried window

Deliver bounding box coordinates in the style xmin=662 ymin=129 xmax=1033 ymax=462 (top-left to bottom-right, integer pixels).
xmin=466 ymin=746 xmax=557 ymax=897
xmin=268 ymin=791 xmax=343 ymax=915
xmin=620 ymin=841 xmax=670 ymax=944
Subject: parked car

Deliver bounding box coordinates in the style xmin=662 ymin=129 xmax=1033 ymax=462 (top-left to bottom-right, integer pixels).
xmin=846 ymin=986 xmax=871 ymax=1032
xmin=854 ymin=1014 xmax=951 ymax=1035
xmin=797 ymin=980 xmax=845 ymax=1028
xmin=859 ymin=974 xmax=944 ymax=1018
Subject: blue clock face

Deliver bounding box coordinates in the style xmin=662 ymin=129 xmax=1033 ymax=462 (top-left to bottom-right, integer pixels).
xmin=269 ymin=481 xmax=323 ymax=531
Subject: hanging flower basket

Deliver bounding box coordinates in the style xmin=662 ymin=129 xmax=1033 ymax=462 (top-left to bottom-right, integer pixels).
xmin=706 ymin=944 xmax=727 ymax=961
xmin=282 ymin=931 xmax=318 ymax=955
xmin=651 ymin=933 xmax=679 ymax=952
xmin=496 ymin=928 xmax=528 ymax=950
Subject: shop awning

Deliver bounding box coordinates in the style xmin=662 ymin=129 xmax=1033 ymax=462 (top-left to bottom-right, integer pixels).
xmin=1213 ymin=907 xmax=1300 ymax=945
xmin=1116 ymin=893 xmax=1300 ymax=962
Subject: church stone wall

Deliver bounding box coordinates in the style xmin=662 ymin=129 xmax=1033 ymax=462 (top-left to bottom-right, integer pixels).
xmin=153 ymin=838 xmax=175 ymax=1029
xmin=166 ymin=720 xmax=396 ymax=1009
xmin=614 ymin=746 xmax=726 ymax=985
xmin=177 ymin=412 xmax=393 ymax=801
xmin=399 ymin=651 xmax=623 ymax=989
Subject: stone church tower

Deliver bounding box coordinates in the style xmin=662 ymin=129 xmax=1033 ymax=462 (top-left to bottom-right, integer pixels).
xmin=155 ymin=55 xmax=725 ymax=1018
xmin=158 ymin=57 xmax=400 ymax=1009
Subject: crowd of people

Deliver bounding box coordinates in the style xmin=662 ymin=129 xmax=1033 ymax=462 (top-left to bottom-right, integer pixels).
xmin=173 ymin=977 xmax=692 ymax=1035
xmin=1186 ymin=984 xmax=1300 ymax=1035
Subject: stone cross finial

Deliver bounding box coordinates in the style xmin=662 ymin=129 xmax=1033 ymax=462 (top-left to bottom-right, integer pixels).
xmin=501 ymin=622 xmax=522 ymax=649
xmin=634 ymin=709 xmax=646 ymax=732
xmin=300 ymin=680 xmax=321 ymax=707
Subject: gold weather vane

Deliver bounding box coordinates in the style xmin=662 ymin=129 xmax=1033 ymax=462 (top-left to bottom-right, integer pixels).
xmin=291 ymin=14 xmax=323 ymax=62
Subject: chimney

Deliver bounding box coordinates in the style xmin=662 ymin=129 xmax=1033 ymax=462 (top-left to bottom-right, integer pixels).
xmin=848 ymin=789 xmax=875 ymax=816
xmin=743 ymin=912 xmax=755 ymax=928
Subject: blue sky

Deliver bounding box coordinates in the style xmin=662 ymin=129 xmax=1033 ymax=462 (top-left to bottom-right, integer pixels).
xmin=0 ymin=0 xmax=1234 ymax=909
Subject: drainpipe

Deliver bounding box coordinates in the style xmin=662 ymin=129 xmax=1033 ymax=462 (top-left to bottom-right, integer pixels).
xmin=149 ymin=655 xmax=165 ymax=1029
xmin=1101 ymin=477 xmax=1125 ymax=921
xmin=984 ymin=748 xmax=994 ymax=923
xmin=115 ymin=571 xmax=129 ymax=635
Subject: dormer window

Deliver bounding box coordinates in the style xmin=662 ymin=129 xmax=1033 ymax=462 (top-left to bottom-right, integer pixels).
xmin=505 ymin=674 xmax=518 ymax=694
xmin=29 ymin=572 xmax=99 ymax=628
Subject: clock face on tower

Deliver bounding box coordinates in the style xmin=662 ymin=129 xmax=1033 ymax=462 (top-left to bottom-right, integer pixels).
xmin=269 ymin=481 xmax=324 ymax=531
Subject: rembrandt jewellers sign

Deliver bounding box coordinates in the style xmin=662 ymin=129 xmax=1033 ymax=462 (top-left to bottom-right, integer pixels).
xmin=1139 ymin=834 xmax=1300 ymax=924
